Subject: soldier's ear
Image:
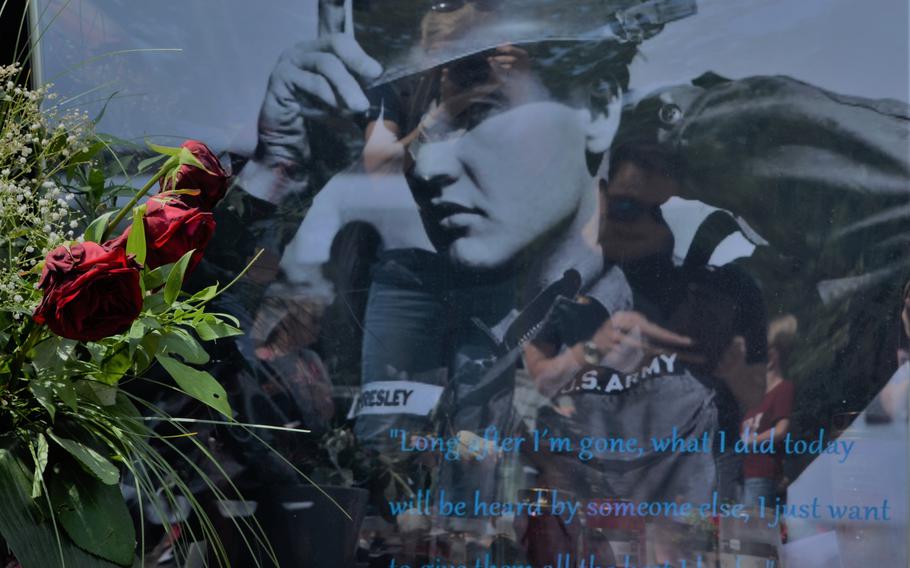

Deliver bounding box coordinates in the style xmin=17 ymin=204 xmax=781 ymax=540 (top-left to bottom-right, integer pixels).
xmin=584 ymin=96 xmax=622 ymax=156
xmin=581 ymin=96 xmax=622 ymax=175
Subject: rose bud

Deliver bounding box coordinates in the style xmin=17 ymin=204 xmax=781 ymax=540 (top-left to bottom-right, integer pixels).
xmin=107 ymin=194 xmax=216 ymax=275
xmin=34 ymin=242 xmax=142 ymax=341
xmin=158 ymin=140 xmax=229 ymax=210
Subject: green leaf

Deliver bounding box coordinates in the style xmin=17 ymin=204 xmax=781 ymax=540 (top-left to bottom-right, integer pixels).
xmin=85 ymin=382 xmax=118 ymax=407
xmin=127 ymin=319 xmax=146 ymax=341
xmin=90 ymin=347 xmax=132 ymax=387
xmin=49 ymin=470 xmax=136 ymax=566
xmin=125 ymin=205 xmax=147 ymax=266
xmin=195 ymin=319 xmax=243 ymax=341
xmin=216 ymin=312 xmax=241 ymax=327
xmin=31 ymin=376 xmax=79 ymax=413
xmin=163 ymin=250 xmax=194 ymax=305
xmin=142 ymin=261 xmax=176 ymax=291
xmin=156 ymin=355 xmax=231 ymax=418
xmin=133 ymin=330 xmax=162 ymax=373
xmin=177 ymin=146 xmax=208 ymax=171
xmin=189 ymin=284 xmax=218 ymax=303
xmin=142 ymin=292 xmax=167 ymax=314
xmin=6 ymin=227 xmax=28 ymax=240
xmin=145 ymin=140 xmax=183 ymax=157
xmin=30 ymin=337 xmax=77 ymax=374
xmin=29 ymin=380 xmax=55 ymax=420
xmin=88 ymin=167 xmax=106 ymax=200
xmin=67 ymin=140 xmax=106 ymax=164
xmin=82 ymin=211 xmax=116 ymax=243
xmin=29 ymin=434 xmax=49 ymax=500
xmin=139 ymin=316 xmax=161 ymax=332
xmin=83 ymin=342 xmax=107 ymax=363
xmin=55 ymin=381 xmax=79 ymax=412
xmin=160 ymin=328 xmax=210 ymax=365
xmin=137 ymin=153 xmax=167 ymax=173
xmin=0 ymin=448 xmax=123 ymax=568
xmin=46 ymin=431 xmax=119 ymax=486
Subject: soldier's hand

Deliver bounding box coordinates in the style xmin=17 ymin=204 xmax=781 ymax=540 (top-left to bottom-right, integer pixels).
xmin=541 ymin=295 xmax=609 ymax=347
xmin=255 ymin=0 xmax=382 ymax=173
xmin=590 ymin=310 xmax=695 ymax=372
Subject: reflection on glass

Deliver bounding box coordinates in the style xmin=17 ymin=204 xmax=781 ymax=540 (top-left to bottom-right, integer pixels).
xmin=35 ymin=0 xmax=908 ymax=565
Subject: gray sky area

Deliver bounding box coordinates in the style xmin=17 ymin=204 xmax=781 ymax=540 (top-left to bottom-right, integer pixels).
xmin=630 ymin=0 xmax=910 ymax=102
xmin=37 ymin=0 xmax=909 ymax=153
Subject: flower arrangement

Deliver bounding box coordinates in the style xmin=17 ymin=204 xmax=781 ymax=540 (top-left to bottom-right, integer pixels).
xmin=0 ymin=63 xmax=269 ymax=567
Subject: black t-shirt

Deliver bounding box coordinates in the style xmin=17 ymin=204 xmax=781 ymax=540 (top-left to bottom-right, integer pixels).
xmin=619 ymin=253 xmax=767 ymax=371
xmin=531 ymin=255 xmax=767 ymax=502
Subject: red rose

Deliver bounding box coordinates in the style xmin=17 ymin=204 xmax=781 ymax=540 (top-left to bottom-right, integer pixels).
xmin=158 ymin=140 xmax=229 ymax=210
xmin=108 ymin=194 xmax=216 ymax=274
xmin=34 ymin=242 xmax=142 ymax=341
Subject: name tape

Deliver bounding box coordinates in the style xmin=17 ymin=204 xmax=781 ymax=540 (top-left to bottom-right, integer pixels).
xmin=347 ymin=381 xmax=444 ymax=419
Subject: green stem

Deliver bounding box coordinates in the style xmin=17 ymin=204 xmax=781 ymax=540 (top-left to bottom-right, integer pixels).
xmin=100 ymin=156 xmax=176 ymax=242
xmin=9 ymin=322 xmax=43 ymax=385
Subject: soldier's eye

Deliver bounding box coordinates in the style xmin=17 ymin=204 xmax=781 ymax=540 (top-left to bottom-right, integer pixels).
xmin=430 ymin=0 xmax=498 ymax=12
xmin=430 ymin=1 xmax=465 ymax=12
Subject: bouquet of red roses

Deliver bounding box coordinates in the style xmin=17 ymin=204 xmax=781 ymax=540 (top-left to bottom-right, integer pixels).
xmin=0 ymin=64 xmax=271 ymax=568
xmin=35 ymin=140 xmax=227 ymax=343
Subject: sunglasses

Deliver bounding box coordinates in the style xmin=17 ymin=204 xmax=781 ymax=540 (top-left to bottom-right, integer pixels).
xmin=607 ymin=196 xmax=665 ymax=224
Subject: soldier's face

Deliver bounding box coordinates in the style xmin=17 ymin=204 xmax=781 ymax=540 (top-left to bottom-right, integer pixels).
xmin=406 ymin=101 xmax=596 ymax=269
xmin=402 ymin=47 xmax=620 ymax=269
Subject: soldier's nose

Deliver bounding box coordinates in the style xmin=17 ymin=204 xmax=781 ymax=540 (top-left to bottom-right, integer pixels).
xmin=412 ymin=139 xmax=464 ymax=186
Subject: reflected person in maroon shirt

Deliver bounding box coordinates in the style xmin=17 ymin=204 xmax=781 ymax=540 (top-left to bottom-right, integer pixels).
xmin=740 ymin=315 xmax=798 ymax=509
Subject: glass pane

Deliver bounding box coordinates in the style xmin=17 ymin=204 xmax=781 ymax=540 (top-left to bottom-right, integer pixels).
xmin=34 ymin=1 xmax=910 ymax=566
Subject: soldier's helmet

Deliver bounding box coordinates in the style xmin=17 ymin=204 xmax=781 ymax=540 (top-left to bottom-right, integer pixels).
xmin=354 ymin=0 xmax=699 ymax=87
